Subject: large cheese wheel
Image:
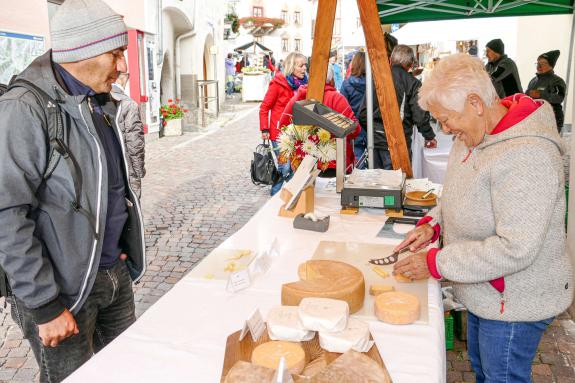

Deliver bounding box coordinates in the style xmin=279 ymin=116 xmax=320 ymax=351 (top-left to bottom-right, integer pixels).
xmin=374 ymin=291 xmax=420 ymax=325
xmin=224 ymin=361 xmax=275 ymax=383
xmin=251 ymin=341 xmax=306 ymax=375
xmin=281 ymin=260 xmax=365 ymax=314
xmin=309 ymin=350 xmax=391 ymax=383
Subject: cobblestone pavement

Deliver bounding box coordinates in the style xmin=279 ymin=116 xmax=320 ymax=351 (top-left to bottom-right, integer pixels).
xmin=1 ymin=94 xmax=575 ymax=382
xmin=0 ymin=94 xmax=270 ymax=382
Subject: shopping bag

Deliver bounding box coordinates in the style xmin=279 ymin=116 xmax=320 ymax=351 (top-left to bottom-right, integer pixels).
xmin=250 ymin=141 xmax=282 ymax=186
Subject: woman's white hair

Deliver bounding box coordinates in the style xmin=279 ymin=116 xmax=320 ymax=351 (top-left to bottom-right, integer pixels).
xmin=283 ymin=52 xmax=307 ymax=77
xmin=326 ymin=64 xmax=334 ymax=84
xmin=418 ymin=53 xmax=498 ymax=113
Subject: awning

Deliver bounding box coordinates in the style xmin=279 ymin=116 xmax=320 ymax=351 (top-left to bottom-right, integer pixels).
xmin=233 ymin=41 xmax=273 ymax=53
xmin=378 ymin=0 xmax=573 ymax=24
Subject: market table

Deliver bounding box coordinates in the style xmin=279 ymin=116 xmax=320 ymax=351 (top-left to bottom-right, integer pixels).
xmin=65 ymin=181 xmax=446 ymax=383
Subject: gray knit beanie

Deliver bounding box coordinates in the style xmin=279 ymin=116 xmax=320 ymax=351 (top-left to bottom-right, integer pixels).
xmin=50 ymin=0 xmax=128 ymax=63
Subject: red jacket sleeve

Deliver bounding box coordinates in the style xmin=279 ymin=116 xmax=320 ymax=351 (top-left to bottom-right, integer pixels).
xmin=278 ymin=93 xmax=298 ymax=129
xmin=259 ymin=84 xmax=279 ymax=132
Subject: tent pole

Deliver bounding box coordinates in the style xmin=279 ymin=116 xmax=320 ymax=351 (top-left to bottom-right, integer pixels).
xmin=563 ymin=12 xmax=575 ymax=131
xmin=366 ymin=50 xmax=374 ymax=169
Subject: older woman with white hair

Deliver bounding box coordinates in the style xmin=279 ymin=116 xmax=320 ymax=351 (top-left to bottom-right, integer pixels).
xmin=393 ymin=53 xmax=573 ymax=382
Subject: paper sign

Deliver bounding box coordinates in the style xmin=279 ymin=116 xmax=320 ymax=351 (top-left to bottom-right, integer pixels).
xmin=239 ymin=309 xmax=266 ymax=342
xmin=226 ymin=268 xmax=251 ymax=293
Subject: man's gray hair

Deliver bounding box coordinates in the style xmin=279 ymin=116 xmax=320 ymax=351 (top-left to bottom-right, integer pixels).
xmin=391 ymin=45 xmax=416 ymax=68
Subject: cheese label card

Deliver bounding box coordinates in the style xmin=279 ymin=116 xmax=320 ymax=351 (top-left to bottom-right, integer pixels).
xmin=239 ymin=308 xmax=266 ymax=342
xmin=226 ymin=269 xmax=251 ymax=293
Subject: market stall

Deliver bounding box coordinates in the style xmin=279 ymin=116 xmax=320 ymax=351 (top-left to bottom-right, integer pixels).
xmin=65 ymin=179 xmax=446 ymax=383
xmin=241 ymin=68 xmax=270 ymax=102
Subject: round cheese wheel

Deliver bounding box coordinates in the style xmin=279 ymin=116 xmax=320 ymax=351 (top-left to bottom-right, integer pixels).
xmin=374 ymin=291 xmax=420 ymax=325
xmin=251 ymin=341 xmax=306 ymax=375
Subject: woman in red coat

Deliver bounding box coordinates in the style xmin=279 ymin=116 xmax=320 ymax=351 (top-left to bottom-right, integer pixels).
xmin=278 ymin=65 xmax=361 ymax=175
xmin=260 ymin=52 xmax=308 ymax=195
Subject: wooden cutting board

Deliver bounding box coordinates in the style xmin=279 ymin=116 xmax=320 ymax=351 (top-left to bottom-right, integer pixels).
xmin=312 ymin=241 xmax=429 ymax=324
xmin=220 ymin=329 xmax=391 ymax=382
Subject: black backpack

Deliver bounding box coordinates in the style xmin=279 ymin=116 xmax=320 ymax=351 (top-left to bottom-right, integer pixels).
xmin=0 ymin=78 xmax=87 ymax=299
xmin=250 ymin=140 xmax=282 ymax=186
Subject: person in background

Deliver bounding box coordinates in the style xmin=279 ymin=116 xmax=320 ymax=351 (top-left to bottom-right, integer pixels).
xmin=485 ymin=39 xmax=522 ymax=98
xmin=394 ymin=53 xmax=572 ymax=383
xmin=340 ymin=52 xmax=367 ymax=168
xmin=358 ymin=45 xmax=437 ymax=169
xmin=225 ymin=53 xmax=236 ymax=97
xmin=330 ymin=55 xmax=344 ymax=91
xmin=111 ymin=72 xmax=146 ymax=198
xmin=277 ymin=59 xmax=284 ymax=73
xmin=468 ymin=45 xmax=478 ymax=57
xmin=527 ymin=50 xmax=566 ymax=133
xmin=259 ymin=52 xmax=308 ymax=196
xmin=279 ymin=65 xmax=361 ymax=176
xmin=239 ymin=51 xmax=250 ymax=70
xmin=0 ymin=0 xmax=145 ymax=381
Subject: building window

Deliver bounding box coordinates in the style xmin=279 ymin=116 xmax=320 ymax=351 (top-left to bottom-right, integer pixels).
xmin=294 ymin=39 xmax=302 ymax=52
xmin=253 ymin=6 xmax=263 ymax=17
xmin=294 ymin=11 xmax=302 ymax=25
xmin=281 ymin=10 xmax=288 ymax=24
xmin=282 ymin=38 xmax=289 ymax=52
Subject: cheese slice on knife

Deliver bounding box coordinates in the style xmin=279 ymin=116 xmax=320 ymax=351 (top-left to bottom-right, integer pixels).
xmin=319 ymin=317 xmax=372 ymax=353
xmin=281 ymin=260 xmax=365 ymax=314
xmin=309 ymin=350 xmax=391 ymax=383
xmin=298 ymin=297 xmax=349 ymax=332
xmin=374 ymin=291 xmax=420 ymax=325
xmin=251 ymin=341 xmax=306 ymax=375
xmin=267 ymin=306 xmax=315 ymax=342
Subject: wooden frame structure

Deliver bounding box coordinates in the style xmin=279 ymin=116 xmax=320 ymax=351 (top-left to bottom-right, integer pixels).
xmin=307 ymin=0 xmax=413 ymax=177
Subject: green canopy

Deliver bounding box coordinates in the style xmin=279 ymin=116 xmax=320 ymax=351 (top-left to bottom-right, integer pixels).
xmin=378 ymin=0 xmax=573 ymax=24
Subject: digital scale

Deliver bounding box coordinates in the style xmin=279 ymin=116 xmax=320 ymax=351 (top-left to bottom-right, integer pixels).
xmin=340 ymin=169 xmax=405 ymax=210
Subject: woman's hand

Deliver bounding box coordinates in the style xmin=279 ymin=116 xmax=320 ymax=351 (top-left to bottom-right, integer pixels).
xmin=394 ymin=223 xmax=435 ymax=253
xmin=393 ymin=252 xmax=431 ymax=280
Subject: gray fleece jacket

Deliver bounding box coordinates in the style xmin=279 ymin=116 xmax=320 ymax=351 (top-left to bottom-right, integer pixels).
xmin=428 ymin=99 xmax=573 ymax=321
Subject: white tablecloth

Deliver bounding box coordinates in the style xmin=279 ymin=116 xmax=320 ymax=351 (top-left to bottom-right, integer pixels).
xmin=65 ymin=183 xmax=446 ymax=383
xmin=412 ymin=123 xmax=453 ymax=184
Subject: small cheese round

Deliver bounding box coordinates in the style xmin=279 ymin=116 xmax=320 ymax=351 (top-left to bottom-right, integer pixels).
xmin=267 ymin=306 xmax=315 ymax=342
xmin=374 ymin=291 xmax=420 ymax=325
xmin=298 ymin=297 xmax=349 ymax=332
xmin=251 ymin=341 xmax=306 ymax=375
xmin=319 ymin=318 xmax=371 ymax=353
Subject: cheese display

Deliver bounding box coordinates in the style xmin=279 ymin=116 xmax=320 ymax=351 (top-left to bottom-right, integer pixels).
xmin=319 ymin=317 xmax=372 ymax=353
xmin=281 ymin=260 xmax=365 ymax=314
xmin=298 ymin=297 xmax=349 ymax=332
xmin=374 ymin=291 xmax=420 ymax=325
xmin=224 ymin=360 xmax=275 ymax=383
xmin=266 ymin=306 xmax=315 ymax=342
xmin=369 ymin=284 xmax=395 ymax=296
xmin=308 ymin=350 xmax=391 ymax=383
xmin=394 ymin=273 xmax=413 ymax=283
xmin=251 ymin=341 xmax=306 ymax=375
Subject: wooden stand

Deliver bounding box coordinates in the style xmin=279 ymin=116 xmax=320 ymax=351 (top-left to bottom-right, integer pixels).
xmin=278 ymin=187 xmax=315 ymax=218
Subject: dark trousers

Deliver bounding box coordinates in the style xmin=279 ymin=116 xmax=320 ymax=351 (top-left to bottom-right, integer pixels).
xmin=11 ymin=261 xmax=136 ymax=383
xmin=372 ymin=148 xmax=413 ymax=170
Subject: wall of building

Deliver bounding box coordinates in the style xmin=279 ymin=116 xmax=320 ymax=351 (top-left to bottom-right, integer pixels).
xmin=1 ymin=0 xmax=50 ymax=44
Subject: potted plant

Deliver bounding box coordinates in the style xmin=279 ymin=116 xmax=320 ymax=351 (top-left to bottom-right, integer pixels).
xmin=160 ymin=98 xmax=188 ymax=136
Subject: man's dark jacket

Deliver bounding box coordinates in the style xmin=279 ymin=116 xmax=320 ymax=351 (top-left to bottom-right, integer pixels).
xmin=358 ymin=64 xmax=435 ymax=149
xmin=527 ymin=71 xmax=566 ymax=130
xmin=485 ymin=54 xmax=523 ymax=98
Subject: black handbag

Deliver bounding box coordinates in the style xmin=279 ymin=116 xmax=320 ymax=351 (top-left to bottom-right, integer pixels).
xmin=250 ymin=141 xmax=282 ymax=186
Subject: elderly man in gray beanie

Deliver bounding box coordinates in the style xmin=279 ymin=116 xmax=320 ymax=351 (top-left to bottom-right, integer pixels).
xmin=0 ymin=0 xmax=145 ymax=381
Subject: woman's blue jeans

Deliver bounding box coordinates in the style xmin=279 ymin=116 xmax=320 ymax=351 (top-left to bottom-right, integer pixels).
xmin=270 ymin=141 xmax=291 ymax=196
xmin=467 ymin=311 xmax=553 ymax=383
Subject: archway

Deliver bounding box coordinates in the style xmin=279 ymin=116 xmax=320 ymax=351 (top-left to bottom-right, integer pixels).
xmin=160 ymin=51 xmax=172 ymax=105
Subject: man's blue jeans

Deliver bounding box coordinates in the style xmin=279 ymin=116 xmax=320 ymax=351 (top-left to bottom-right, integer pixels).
xmin=270 ymin=141 xmax=291 ymax=196
xmin=467 ymin=311 xmax=553 ymax=383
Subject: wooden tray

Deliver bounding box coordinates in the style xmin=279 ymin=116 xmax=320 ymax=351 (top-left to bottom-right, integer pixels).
xmin=220 ymin=328 xmax=392 ymax=382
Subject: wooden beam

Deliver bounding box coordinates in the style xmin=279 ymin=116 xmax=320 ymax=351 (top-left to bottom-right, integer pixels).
xmin=357 ymin=0 xmax=412 ymax=177
xmin=307 ymin=0 xmax=337 ymax=101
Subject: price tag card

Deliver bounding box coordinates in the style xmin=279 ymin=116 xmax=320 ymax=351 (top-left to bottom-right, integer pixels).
xmin=226 ymin=268 xmax=251 ymax=293
xmin=239 ymin=308 xmax=266 ymax=342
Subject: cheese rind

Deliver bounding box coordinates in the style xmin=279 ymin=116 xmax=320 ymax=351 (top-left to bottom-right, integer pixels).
xmin=282 ymin=260 xmax=365 ymax=314
xmin=374 ymin=291 xmax=420 ymax=325
xmin=251 ymin=341 xmax=306 ymax=375
xmin=224 ymin=361 xmax=275 ymax=383
xmin=369 ymin=284 xmax=395 ymax=296
xmin=267 ymin=306 xmax=315 ymax=342
xmin=319 ymin=318 xmax=371 ymax=353
xmin=308 ymin=350 xmax=390 ymax=383
xmin=298 ymin=297 xmax=349 ymax=332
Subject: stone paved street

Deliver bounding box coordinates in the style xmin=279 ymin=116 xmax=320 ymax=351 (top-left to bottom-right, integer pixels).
xmin=0 ymin=96 xmax=574 ymax=382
